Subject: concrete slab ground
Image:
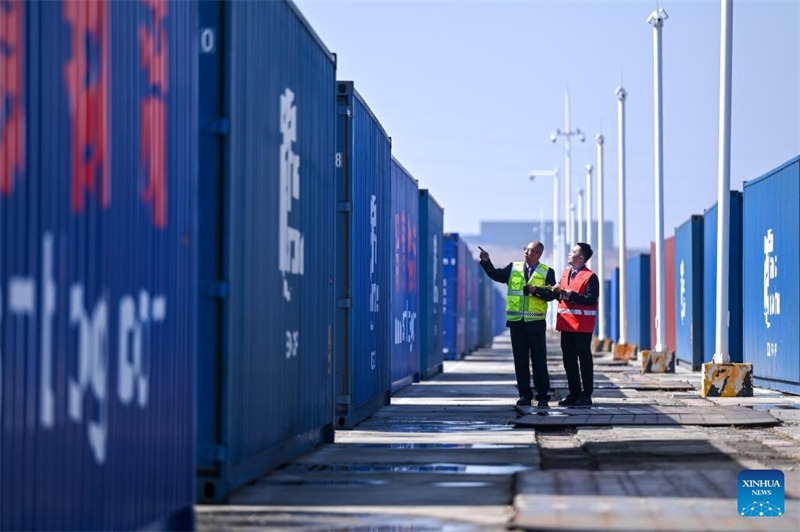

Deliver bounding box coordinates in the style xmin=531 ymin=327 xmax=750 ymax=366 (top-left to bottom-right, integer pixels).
xmin=197 ymin=331 xmax=800 ymax=530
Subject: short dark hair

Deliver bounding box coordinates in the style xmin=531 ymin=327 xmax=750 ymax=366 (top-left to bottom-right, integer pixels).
xmin=576 ymin=242 xmax=593 ymax=261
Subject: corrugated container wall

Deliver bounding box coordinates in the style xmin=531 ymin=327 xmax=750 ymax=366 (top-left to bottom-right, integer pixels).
xmin=478 ymin=267 xmax=494 ymax=346
xmin=418 ymin=190 xmax=444 ymax=379
xmin=674 ymin=216 xmax=704 ymax=370
xmin=493 ymin=287 xmax=506 ymax=337
xmin=390 ymin=159 xmax=420 ymax=392
xmin=335 ymin=82 xmax=391 ymax=428
xmin=465 ymin=255 xmax=480 ymax=352
xmin=610 ymin=268 xmax=620 ymax=342
xmin=1 ymin=1 xmax=196 ymax=529
xmin=627 ymin=255 xmax=651 ymax=350
xmin=595 ymin=280 xmax=612 ymax=339
xmin=743 ymin=157 xmax=800 ymax=394
xmin=443 ymin=233 xmax=467 ymax=359
xmin=650 ymin=237 xmax=676 ymax=350
xmin=196 ymin=0 xmax=336 ymax=502
xmin=703 ymin=191 xmax=743 ymax=363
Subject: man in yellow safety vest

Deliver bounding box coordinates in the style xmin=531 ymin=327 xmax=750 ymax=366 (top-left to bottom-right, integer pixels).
xmin=479 ymin=241 xmax=557 ymax=407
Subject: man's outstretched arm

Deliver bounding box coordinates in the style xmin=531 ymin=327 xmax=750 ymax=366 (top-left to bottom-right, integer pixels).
xmin=478 ymin=246 xmax=512 ymax=284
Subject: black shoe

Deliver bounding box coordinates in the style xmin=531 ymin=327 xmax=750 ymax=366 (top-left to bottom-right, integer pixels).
xmin=558 ymin=395 xmax=579 ymax=406
xmin=536 ymin=399 xmax=549 ymax=408
xmin=516 ymin=397 xmax=533 ymax=406
xmin=575 ymin=395 xmax=593 ymax=406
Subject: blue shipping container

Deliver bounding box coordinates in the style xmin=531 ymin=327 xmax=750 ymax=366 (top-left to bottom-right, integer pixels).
xmin=1 ymin=1 xmax=196 ymax=529
xmin=494 ymin=287 xmax=507 ymax=336
xmin=743 ymin=157 xmax=800 ymax=394
xmin=418 ymin=190 xmax=444 ymax=379
xmin=674 ymin=215 xmax=704 ymax=370
xmin=465 ymin=254 xmax=480 ymax=353
xmin=478 ymin=266 xmax=494 ymax=347
xmin=196 ymin=0 xmax=336 ymax=502
xmin=443 ymin=233 xmax=467 ymax=359
xmin=627 ymin=255 xmax=651 ymax=350
xmin=595 ymin=280 xmax=612 ymax=339
xmin=610 ymin=268 xmax=620 ymax=342
xmin=703 ymin=191 xmax=743 ymax=363
xmin=335 ymin=82 xmax=392 ymax=428
xmin=390 ymin=158 xmax=420 ymax=392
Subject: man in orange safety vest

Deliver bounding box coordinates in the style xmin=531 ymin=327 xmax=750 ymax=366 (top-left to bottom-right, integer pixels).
xmin=554 ymin=243 xmax=599 ymax=407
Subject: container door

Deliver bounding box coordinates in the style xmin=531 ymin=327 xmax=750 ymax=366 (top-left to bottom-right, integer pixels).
xmin=197 ymin=0 xmax=227 ymax=487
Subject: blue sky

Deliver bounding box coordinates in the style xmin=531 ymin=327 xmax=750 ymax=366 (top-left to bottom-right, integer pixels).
xmin=295 ymin=0 xmax=799 ymax=248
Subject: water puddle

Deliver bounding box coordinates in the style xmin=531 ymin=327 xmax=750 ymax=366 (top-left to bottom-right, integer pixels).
xmin=283 ymin=463 xmax=531 ymax=475
xmin=747 ymin=404 xmax=800 ymax=411
xmin=263 ymin=479 xmax=388 ymax=487
xmin=349 ymin=443 xmax=530 ymax=449
xmin=431 ymin=481 xmax=492 ymax=488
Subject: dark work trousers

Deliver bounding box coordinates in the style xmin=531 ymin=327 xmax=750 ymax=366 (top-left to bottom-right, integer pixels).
xmin=509 ymin=320 xmax=550 ymax=401
xmin=560 ymin=331 xmax=594 ymax=397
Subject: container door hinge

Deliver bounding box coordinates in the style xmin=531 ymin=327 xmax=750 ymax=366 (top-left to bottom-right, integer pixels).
xmin=337 ymin=298 xmax=352 ymax=309
xmin=198 ymin=444 xmax=227 ymax=463
xmin=337 ymin=201 xmax=351 ymax=212
xmin=337 ymin=394 xmax=351 ymax=405
xmin=201 ymin=280 xmax=230 ymax=299
xmin=337 ymin=105 xmax=352 ymax=117
xmin=200 ymin=116 xmax=231 ymax=135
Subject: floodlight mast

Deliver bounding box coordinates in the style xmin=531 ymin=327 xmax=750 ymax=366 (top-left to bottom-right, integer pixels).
xmin=550 ymin=89 xmax=586 ymax=250
xmin=649 ymin=7 xmax=669 ymax=352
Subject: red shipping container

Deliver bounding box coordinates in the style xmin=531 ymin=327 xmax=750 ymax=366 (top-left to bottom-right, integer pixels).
xmin=650 ymin=237 xmax=676 ymax=351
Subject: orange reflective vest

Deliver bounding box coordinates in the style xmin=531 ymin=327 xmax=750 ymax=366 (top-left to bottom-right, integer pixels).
xmin=556 ymin=267 xmax=598 ymax=333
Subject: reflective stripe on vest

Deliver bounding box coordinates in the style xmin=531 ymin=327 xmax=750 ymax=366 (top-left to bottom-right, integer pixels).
xmin=557 ymin=309 xmax=598 ymax=316
xmin=506 ymin=261 xmax=550 ymax=322
xmin=555 ymin=267 xmax=598 ymax=333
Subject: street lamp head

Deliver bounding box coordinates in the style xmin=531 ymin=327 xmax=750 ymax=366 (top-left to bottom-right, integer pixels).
xmin=586 ymin=164 xmax=594 ymax=173
xmin=596 ymin=133 xmax=604 ymax=145
xmin=647 ymin=8 xmax=669 ymax=26
xmin=615 ymin=86 xmax=627 ymax=101
xmin=550 ymin=132 xmax=558 ymax=143
xmin=579 ymin=133 xmax=586 ymax=143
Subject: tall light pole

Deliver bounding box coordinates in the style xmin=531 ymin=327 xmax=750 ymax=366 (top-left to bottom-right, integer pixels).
xmin=616 ymin=86 xmax=628 ymax=346
xmin=529 ymin=168 xmax=561 ymax=269
xmin=596 ymin=134 xmax=606 ymax=341
xmin=714 ymin=0 xmax=733 ymax=365
xmin=585 ymin=164 xmax=594 ymax=252
xmin=577 ymin=190 xmax=585 ymax=242
xmin=530 ymin=168 xmax=561 ymax=329
xmin=551 ymin=89 xmax=586 ymax=249
xmin=649 ymin=8 xmax=668 ymax=353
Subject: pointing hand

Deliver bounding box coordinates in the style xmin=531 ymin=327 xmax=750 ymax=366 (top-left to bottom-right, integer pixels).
xmin=478 ymin=246 xmax=489 ymax=262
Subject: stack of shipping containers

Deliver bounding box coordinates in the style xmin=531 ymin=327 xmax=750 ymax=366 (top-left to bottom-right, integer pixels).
xmin=703 ymin=192 xmax=743 ymax=363
xmin=493 ymin=287 xmax=507 ymax=338
xmin=465 ymin=259 xmax=480 ymax=352
xmin=478 ymin=271 xmax=493 ymax=347
xmin=334 ymin=81 xmax=392 ymax=428
xmin=418 ymin=190 xmax=444 ymax=378
xmin=674 ymin=216 xmax=704 ymax=370
xmin=196 ymin=0 xmax=336 ymax=502
xmin=1 ymin=1 xmax=196 ymax=527
xmin=650 ymin=238 xmax=676 ymax=351
xmin=743 ymin=157 xmax=800 ymax=394
xmin=443 ymin=233 xmax=467 ymax=359
xmin=390 ymin=158 xmax=421 ymax=392
xmin=610 ymin=268 xmax=621 ymax=342
xmin=626 ymin=255 xmax=651 ymax=351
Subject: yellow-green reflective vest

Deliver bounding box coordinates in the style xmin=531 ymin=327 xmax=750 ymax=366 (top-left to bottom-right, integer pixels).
xmin=506 ymin=262 xmax=550 ymax=322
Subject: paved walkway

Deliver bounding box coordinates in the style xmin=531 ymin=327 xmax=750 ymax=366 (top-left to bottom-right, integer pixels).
xmin=197 ymin=332 xmax=800 ymax=530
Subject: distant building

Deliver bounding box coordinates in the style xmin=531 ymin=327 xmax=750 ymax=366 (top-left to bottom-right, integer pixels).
xmin=477 ymin=220 xmax=615 ymax=251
